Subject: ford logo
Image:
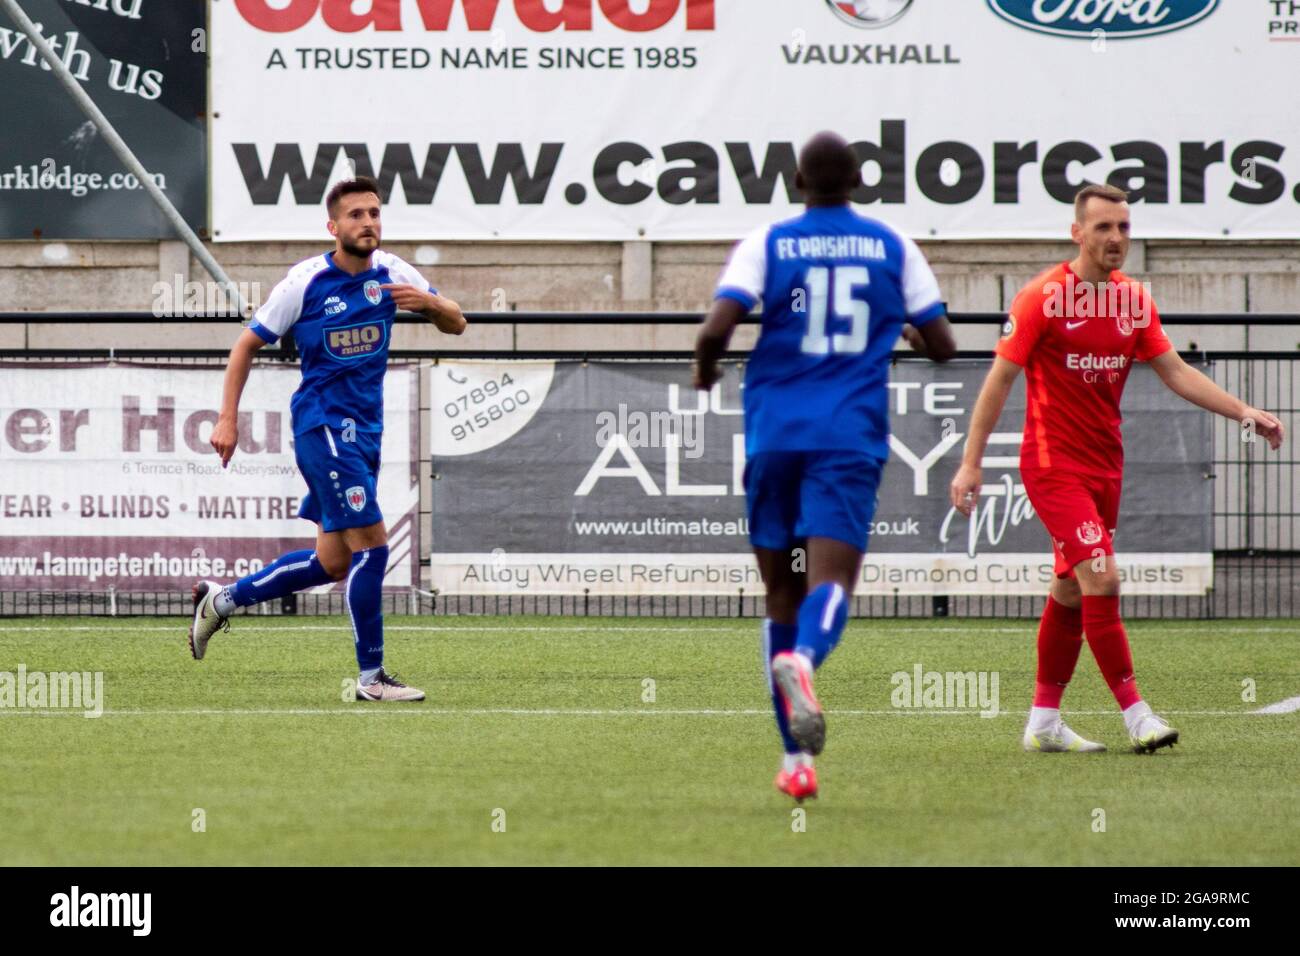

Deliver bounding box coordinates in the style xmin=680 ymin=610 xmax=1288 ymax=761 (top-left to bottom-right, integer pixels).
xmin=987 ymin=0 xmax=1220 ymax=39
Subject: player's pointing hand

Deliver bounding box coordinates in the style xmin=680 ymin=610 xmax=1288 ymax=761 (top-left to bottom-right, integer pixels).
xmin=211 ymin=415 xmax=238 ymax=469
xmin=380 ymin=283 xmax=434 ymax=313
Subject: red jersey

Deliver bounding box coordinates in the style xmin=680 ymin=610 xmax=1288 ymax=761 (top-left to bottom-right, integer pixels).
xmin=996 ymin=262 xmax=1173 ymax=478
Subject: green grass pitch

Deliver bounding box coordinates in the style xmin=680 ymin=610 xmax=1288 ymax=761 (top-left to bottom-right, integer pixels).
xmin=1 ymin=615 xmax=1296 ymax=866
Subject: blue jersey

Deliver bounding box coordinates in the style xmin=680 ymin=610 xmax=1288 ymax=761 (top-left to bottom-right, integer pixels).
xmin=715 ymin=206 xmax=945 ymax=459
xmin=248 ymin=250 xmax=433 ymax=437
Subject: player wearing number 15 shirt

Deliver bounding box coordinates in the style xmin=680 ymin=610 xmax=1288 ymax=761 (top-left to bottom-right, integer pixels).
xmin=694 ymin=132 xmax=956 ymax=801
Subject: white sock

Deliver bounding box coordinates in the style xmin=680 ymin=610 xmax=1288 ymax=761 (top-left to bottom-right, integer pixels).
xmin=1123 ymin=700 xmax=1152 ymax=734
xmin=359 ymin=667 xmax=382 ymax=687
xmin=783 ymin=753 xmax=812 ymax=773
xmin=1027 ymin=706 xmax=1059 ymax=732
xmin=212 ymin=586 xmax=237 ymax=617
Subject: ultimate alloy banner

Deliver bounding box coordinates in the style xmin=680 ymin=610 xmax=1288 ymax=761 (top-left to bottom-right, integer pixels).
xmin=429 ymin=359 xmax=1213 ymax=596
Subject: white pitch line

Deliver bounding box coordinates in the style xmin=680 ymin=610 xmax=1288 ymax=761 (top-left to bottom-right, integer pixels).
xmin=1 ymin=624 xmax=1297 ymax=635
xmin=0 ymin=707 xmax=1281 ymax=718
xmin=1253 ymin=696 xmax=1300 ymax=715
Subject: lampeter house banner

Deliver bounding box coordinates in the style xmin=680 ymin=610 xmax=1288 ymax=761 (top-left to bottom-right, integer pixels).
xmin=428 ymin=359 xmax=1213 ymax=597
xmin=0 ymin=364 xmax=419 ymax=592
xmin=212 ymin=0 xmax=1297 ymax=241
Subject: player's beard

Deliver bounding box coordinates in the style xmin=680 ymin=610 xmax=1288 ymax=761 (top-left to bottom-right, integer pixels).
xmin=340 ymin=235 xmax=379 ymax=259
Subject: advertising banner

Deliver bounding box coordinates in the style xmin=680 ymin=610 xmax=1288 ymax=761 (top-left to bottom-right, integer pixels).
xmin=0 ymin=363 xmax=419 ymax=591
xmin=212 ymin=1 xmax=1297 ymax=240
xmin=0 ymin=0 xmax=207 ymax=239
xmin=429 ymin=358 xmax=1213 ymax=596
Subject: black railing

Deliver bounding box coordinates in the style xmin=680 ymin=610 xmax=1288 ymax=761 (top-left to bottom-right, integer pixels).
xmin=1 ymin=313 xmax=1296 ymax=618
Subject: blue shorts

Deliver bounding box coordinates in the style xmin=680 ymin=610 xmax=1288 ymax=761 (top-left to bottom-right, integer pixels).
xmin=744 ymin=451 xmax=883 ymax=552
xmin=294 ymin=424 xmax=384 ymax=533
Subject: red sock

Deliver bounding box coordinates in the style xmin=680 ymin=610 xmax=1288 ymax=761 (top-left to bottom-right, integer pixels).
xmin=1033 ymin=596 xmax=1084 ymax=708
xmin=1081 ymin=594 xmax=1142 ymax=710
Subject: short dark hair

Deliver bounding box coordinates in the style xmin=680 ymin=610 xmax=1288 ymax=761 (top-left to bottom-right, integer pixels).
xmin=1074 ymin=183 xmax=1128 ymax=222
xmin=326 ymin=176 xmax=381 ymax=218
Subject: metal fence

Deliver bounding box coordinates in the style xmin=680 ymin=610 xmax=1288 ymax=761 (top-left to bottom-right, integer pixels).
xmin=1 ymin=312 xmax=1296 ymax=619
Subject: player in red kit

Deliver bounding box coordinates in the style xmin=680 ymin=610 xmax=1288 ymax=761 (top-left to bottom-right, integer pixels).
xmin=950 ymin=184 xmax=1284 ymax=754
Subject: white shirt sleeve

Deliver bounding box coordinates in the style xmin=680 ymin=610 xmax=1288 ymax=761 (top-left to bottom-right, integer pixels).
xmin=715 ymin=226 xmax=769 ymax=308
xmin=378 ymin=252 xmax=434 ymax=294
xmin=899 ymin=234 xmax=944 ymax=323
xmin=249 ymin=257 xmax=325 ymax=343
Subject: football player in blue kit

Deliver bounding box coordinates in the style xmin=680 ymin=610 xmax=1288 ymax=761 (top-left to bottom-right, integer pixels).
xmin=188 ymin=177 xmax=466 ymax=701
xmin=694 ymin=133 xmax=957 ymax=799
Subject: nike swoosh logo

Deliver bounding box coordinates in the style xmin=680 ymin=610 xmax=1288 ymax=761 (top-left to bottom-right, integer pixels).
xmin=1066 ymin=320 xmax=1088 ymax=330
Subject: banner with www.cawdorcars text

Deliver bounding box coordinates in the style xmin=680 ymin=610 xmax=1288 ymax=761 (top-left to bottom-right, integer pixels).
xmin=428 ymin=359 xmax=1212 ymax=596
xmin=0 ymin=364 xmax=419 ymax=591
xmin=211 ymin=0 xmax=1297 ymax=240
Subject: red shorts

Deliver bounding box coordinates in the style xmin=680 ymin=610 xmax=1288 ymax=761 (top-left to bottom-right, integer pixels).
xmin=1021 ymin=467 xmax=1121 ymax=578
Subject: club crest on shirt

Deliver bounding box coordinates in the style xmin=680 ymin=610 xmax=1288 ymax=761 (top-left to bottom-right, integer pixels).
xmin=1076 ymin=520 xmax=1103 ymax=546
xmin=364 ymin=280 xmax=383 ymax=305
xmin=1116 ymin=312 xmax=1134 ymax=336
xmin=346 ymin=486 xmax=366 ymax=512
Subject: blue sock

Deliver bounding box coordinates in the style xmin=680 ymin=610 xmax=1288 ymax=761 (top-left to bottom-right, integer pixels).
xmin=795 ymin=582 xmax=849 ymax=670
xmin=764 ymin=619 xmax=800 ymax=755
xmin=228 ymin=549 xmax=333 ymax=608
xmin=346 ymin=546 xmax=388 ymax=672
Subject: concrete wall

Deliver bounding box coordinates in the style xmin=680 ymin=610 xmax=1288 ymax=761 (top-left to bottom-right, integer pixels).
xmin=2 ymin=238 xmax=1298 ymax=351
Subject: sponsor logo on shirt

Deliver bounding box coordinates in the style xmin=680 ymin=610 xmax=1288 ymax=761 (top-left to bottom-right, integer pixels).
xmin=1065 ymin=353 xmax=1128 ymax=371
xmin=324 ymin=295 xmax=348 ymax=317
xmin=986 ymin=0 xmax=1220 ymax=40
xmin=324 ymin=320 xmax=387 ymax=360
xmin=1066 ymin=351 xmax=1128 ymax=384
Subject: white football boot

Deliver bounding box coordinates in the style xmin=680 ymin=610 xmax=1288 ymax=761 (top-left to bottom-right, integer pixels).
xmin=356 ymin=669 xmax=425 ymax=702
xmin=1023 ymin=717 xmax=1106 ymax=753
xmin=188 ymin=580 xmax=230 ymax=661
xmin=1128 ymin=708 xmax=1180 ymax=754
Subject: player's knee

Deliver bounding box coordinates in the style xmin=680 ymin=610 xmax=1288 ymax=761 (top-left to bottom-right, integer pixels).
xmin=1079 ymin=567 xmax=1121 ymax=597
xmin=320 ymin=557 xmax=350 ymax=581
xmin=765 ymin=582 xmax=804 ymax=623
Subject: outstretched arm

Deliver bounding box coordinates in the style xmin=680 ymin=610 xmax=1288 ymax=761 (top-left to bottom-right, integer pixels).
xmin=1148 ymin=350 xmax=1284 ymax=450
xmin=949 ymin=356 xmax=1023 ymax=515
xmin=211 ymin=328 xmax=267 ymax=468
